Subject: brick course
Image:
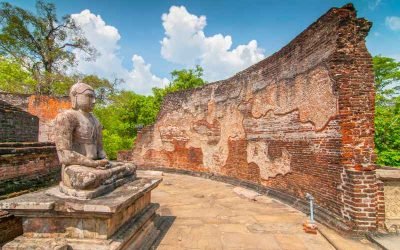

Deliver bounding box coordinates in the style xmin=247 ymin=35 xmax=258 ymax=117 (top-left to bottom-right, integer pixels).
xmin=26 ymin=95 xmax=71 ymax=142
xmin=0 ymin=211 xmax=22 ymax=247
xmin=0 ymin=142 xmax=60 ymax=197
xmin=117 ymin=150 xmax=133 ymax=161
xmin=0 ymin=93 xmax=71 ymax=142
xmin=0 ymin=142 xmax=60 ymax=245
xmin=0 ymin=100 xmax=39 ymax=142
xmin=131 ymin=4 xmax=378 ymax=233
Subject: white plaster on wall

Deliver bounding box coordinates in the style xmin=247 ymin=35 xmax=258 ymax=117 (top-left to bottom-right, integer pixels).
xmin=246 ymin=141 xmax=291 ymax=179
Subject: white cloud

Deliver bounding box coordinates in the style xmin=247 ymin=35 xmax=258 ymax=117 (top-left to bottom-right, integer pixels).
xmin=129 ymin=55 xmax=169 ymax=93
xmin=70 ymin=10 xmax=167 ymax=95
xmin=161 ymin=6 xmax=265 ymax=82
xmin=386 ymin=16 xmax=400 ymax=31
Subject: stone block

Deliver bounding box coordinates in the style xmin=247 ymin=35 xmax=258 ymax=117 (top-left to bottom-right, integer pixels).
xmin=0 ymin=177 xmax=162 ymax=249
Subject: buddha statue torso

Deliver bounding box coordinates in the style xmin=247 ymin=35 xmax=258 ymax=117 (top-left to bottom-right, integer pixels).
xmin=69 ymin=110 xmax=101 ymax=160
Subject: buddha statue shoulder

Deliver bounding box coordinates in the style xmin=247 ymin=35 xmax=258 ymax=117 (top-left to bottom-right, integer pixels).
xmin=54 ymin=82 xmax=136 ymax=198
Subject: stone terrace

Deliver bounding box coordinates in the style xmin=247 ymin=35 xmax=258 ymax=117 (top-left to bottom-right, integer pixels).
xmin=145 ymin=171 xmax=378 ymax=250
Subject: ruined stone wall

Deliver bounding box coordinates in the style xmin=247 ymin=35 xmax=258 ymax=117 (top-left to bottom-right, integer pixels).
xmin=0 ymin=95 xmax=64 ymax=245
xmin=132 ymin=5 xmax=377 ymax=232
xmin=0 ymin=142 xmax=60 ymax=245
xmin=26 ymin=95 xmax=71 ymax=142
xmin=0 ymin=211 xmax=22 ymax=246
xmin=0 ymin=93 xmax=31 ymax=110
xmin=0 ymin=142 xmax=60 ymax=197
xmin=0 ymin=93 xmax=71 ymax=142
xmin=0 ymin=100 xmax=39 ymax=142
xmin=118 ymin=150 xmax=133 ymax=162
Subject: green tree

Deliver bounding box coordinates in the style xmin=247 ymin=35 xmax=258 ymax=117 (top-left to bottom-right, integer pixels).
xmin=0 ymin=56 xmax=36 ymax=93
xmin=0 ymin=56 xmax=117 ymax=99
xmin=152 ymin=65 xmax=206 ymax=107
xmin=0 ymin=0 xmax=95 ymax=95
xmin=94 ymin=91 xmax=159 ymax=159
xmin=50 ymin=74 xmax=119 ymax=101
xmin=81 ymin=75 xmax=120 ymax=104
xmin=375 ymin=96 xmax=400 ymax=166
xmin=373 ymin=56 xmax=400 ymax=167
xmin=373 ymin=56 xmax=400 ymax=105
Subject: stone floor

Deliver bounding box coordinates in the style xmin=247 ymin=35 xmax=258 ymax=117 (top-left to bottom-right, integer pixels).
xmin=140 ymin=171 xmax=379 ymax=250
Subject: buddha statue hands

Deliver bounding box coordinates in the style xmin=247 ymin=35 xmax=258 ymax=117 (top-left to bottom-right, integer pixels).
xmin=54 ymin=82 xmax=136 ymax=198
xmin=96 ymin=159 xmax=111 ymax=169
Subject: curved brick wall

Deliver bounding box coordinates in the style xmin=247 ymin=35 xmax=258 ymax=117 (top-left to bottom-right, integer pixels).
xmin=0 ymin=142 xmax=60 ymax=197
xmin=0 ymin=142 xmax=60 ymax=245
xmin=131 ymin=4 xmax=378 ymax=232
xmin=0 ymin=93 xmax=71 ymax=142
xmin=0 ymin=100 xmax=38 ymax=142
xmin=26 ymin=95 xmax=71 ymax=142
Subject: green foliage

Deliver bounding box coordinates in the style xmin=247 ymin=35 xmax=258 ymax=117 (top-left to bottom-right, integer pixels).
xmin=101 ymin=130 xmax=134 ymax=160
xmin=80 ymin=75 xmax=119 ymax=104
xmin=373 ymin=56 xmax=400 ymax=167
xmin=375 ymin=95 xmax=400 ymax=166
xmin=152 ymin=65 xmax=206 ymax=107
xmin=50 ymin=74 xmax=119 ymax=101
xmin=373 ymin=56 xmax=400 ymax=106
xmin=94 ymin=91 xmax=159 ymax=159
xmin=0 ymin=0 xmax=95 ymax=94
xmin=0 ymin=56 xmax=36 ymax=93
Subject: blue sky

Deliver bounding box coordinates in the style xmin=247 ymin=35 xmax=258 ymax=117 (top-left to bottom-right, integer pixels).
xmin=5 ymin=0 xmax=400 ymax=94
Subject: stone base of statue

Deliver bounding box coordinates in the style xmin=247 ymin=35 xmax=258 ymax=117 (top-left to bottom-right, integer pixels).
xmin=0 ymin=177 xmax=162 ymax=250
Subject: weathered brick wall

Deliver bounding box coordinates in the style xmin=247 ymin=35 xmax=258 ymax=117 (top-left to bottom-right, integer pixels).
xmin=0 ymin=142 xmax=60 ymax=197
xmin=0 ymin=211 xmax=22 ymax=247
xmin=0 ymin=100 xmax=39 ymax=142
xmin=0 ymin=92 xmax=30 ymax=110
xmin=132 ymin=4 xmax=378 ymax=232
xmin=26 ymin=95 xmax=71 ymax=142
xmin=118 ymin=150 xmax=133 ymax=162
xmin=0 ymin=93 xmax=71 ymax=142
xmin=0 ymin=142 xmax=60 ymax=245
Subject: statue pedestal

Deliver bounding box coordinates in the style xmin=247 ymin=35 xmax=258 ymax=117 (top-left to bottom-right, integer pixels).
xmin=0 ymin=178 xmax=162 ymax=250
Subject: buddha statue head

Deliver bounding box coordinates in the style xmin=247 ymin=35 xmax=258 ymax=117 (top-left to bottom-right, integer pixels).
xmin=70 ymin=82 xmax=96 ymax=112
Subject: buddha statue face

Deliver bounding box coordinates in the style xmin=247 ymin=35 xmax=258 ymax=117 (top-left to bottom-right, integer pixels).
xmin=70 ymin=82 xmax=96 ymax=113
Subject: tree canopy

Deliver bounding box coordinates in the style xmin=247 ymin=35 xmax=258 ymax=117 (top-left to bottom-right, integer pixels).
xmin=373 ymin=56 xmax=400 ymax=106
xmin=373 ymin=56 xmax=400 ymax=167
xmin=0 ymin=56 xmax=117 ymax=100
xmin=152 ymin=65 xmax=206 ymax=107
xmin=0 ymin=56 xmax=35 ymax=93
xmin=0 ymin=0 xmax=95 ymax=94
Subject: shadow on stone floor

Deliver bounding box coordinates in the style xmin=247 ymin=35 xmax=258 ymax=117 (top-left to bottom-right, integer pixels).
xmin=152 ymin=215 xmax=176 ymax=249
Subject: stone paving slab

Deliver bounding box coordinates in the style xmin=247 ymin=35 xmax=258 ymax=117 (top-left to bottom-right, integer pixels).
xmin=146 ymin=172 xmax=333 ymax=249
xmin=367 ymin=234 xmax=400 ymax=250
xmin=145 ymin=172 xmax=380 ymax=250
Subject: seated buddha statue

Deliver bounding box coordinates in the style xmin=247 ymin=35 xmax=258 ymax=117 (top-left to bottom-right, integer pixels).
xmin=54 ymin=82 xmax=136 ymax=198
